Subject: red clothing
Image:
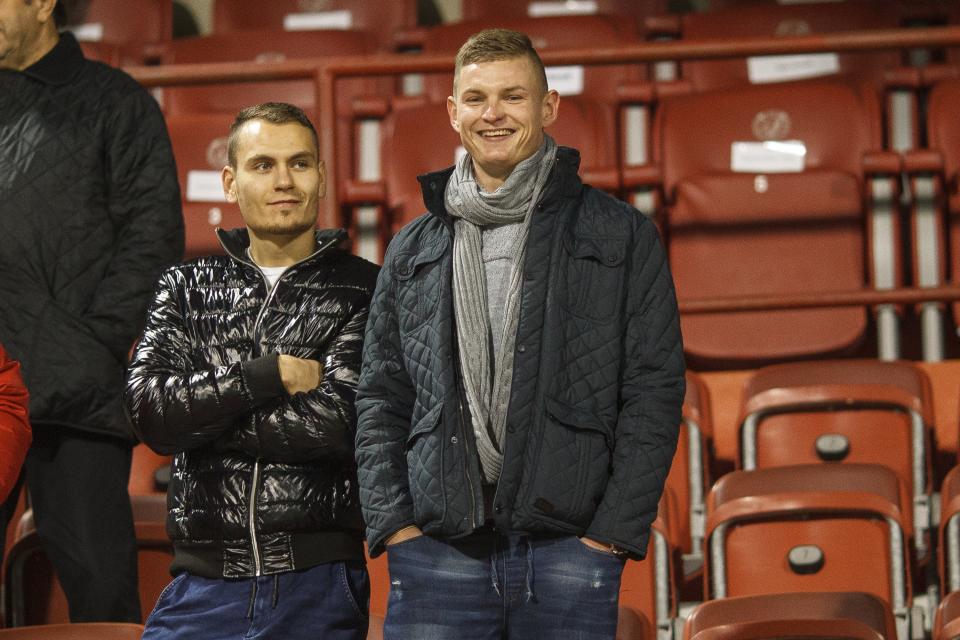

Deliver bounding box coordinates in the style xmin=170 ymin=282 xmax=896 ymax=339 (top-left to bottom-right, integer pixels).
xmin=0 ymin=344 xmax=30 ymax=502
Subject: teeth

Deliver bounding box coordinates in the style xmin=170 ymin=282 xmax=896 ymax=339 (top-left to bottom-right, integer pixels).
xmin=481 ymin=129 xmax=512 ymax=137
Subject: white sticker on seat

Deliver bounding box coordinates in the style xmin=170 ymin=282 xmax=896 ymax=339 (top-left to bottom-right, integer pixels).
xmin=186 ymin=171 xmax=228 ymax=202
xmin=747 ymin=53 xmax=840 ymax=84
xmin=730 ymin=140 xmax=806 ymax=173
xmin=546 ymin=66 xmax=584 ymax=96
xmin=528 ymin=1 xmax=599 ymax=16
xmin=71 ymin=23 xmax=104 ymax=42
xmin=283 ymin=10 xmax=353 ymax=31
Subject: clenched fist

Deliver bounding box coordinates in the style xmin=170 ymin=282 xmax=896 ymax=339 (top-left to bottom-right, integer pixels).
xmin=277 ymin=355 xmax=323 ymax=395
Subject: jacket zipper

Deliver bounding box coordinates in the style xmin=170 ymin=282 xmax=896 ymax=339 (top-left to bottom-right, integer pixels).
xmin=244 ymin=235 xmax=340 ymax=577
xmin=450 ymin=300 xmax=479 ymax=530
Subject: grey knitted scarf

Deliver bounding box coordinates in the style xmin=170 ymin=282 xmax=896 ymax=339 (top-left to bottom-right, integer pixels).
xmin=444 ymin=135 xmax=558 ymax=483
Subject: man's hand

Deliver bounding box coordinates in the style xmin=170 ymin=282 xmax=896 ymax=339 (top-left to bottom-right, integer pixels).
xmin=385 ymin=525 xmax=423 ymax=546
xmin=277 ymin=355 xmax=323 ymax=395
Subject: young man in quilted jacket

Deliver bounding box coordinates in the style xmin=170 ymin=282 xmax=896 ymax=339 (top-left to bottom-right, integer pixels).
xmin=126 ymin=103 xmax=379 ymax=640
xmin=0 ymin=0 xmax=183 ymax=622
xmin=356 ymin=28 xmax=686 ymax=639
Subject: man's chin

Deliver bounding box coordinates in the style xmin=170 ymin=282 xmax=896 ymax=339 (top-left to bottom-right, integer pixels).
xmin=246 ymin=221 xmax=317 ymax=237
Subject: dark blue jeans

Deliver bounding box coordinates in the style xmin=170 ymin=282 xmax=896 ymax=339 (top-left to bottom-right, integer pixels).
xmin=141 ymin=561 xmax=369 ymax=640
xmin=384 ymin=534 xmax=625 ymax=640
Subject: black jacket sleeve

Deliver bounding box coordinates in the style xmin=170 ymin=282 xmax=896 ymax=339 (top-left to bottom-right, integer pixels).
xmin=125 ymin=269 xmax=284 ymax=455
xmin=355 ymin=240 xmax=418 ymax=554
xmin=585 ymin=214 xmax=685 ymax=556
xmin=85 ymin=85 xmax=185 ymax=362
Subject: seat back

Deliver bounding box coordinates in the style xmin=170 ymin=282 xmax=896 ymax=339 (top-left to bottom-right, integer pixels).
xmin=619 ymin=512 xmax=677 ymax=634
xmin=460 ymin=0 xmax=668 ymax=24
xmin=705 ymin=464 xmax=911 ymax=611
xmin=738 ymin=359 xmax=934 ymax=557
xmin=129 ymin=444 xmax=173 ymax=496
xmin=3 ymin=496 xmax=171 ymax=626
xmin=0 ymin=623 xmax=145 ymax=639
xmin=679 ymin=1 xmax=903 ymax=92
xmin=65 ymin=0 xmax=171 ymax=57
xmin=926 ymin=79 xmax=960 ymax=294
xmin=655 ymin=79 xmax=887 ymax=366
xmin=935 ymin=589 xmax=960 ymax=640
xmin=419 ymin=15 xmax=645 ymax=105
xmin=683 ymin=591 xmax=897 ymax=640
xmin=165 ymin=112 xmax=249 ymax=259
xmin=211 ymin=0 xmax=418 ymax=51
xmin=940 ymin=465 xmax=960 ymax=594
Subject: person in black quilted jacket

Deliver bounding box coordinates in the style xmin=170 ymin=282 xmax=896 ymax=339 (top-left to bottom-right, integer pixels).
xmin=126 ymin=103 xmax=378 ymax=640
xmin=0 ymin=0 xmax=183 ymax=623
xmin=356 ymin=28 xmax=686 ymax=640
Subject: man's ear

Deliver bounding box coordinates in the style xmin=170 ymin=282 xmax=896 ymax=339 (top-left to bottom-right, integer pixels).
xmin=542 ymin=89 xmax=560 ymax=128
xmin=447 ymin=96 xmax=461 ymax=132
xmin=221 ymin=165 xmax=238 ymax=203
xmin=317 ymin=160 xmax=327 ymax=199
xmin=35 ymin=0 xmax=58 ymax=24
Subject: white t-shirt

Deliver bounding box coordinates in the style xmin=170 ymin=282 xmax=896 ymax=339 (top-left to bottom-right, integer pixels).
xmin=247 ymin=249 xmax=288 ymax=290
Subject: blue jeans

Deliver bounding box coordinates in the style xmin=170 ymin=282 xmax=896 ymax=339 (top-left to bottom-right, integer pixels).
xmin=142 ymin=561 xmax=369 ymax=640
xmin=384 ymin=533 xmax=625 ymax=640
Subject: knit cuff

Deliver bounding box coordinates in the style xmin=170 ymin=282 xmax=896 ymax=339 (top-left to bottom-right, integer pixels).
xmin=241 ymin=354 xmax=287 ymax=403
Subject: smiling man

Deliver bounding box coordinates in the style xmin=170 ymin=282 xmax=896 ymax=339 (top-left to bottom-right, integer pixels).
xmin=356 ymin=29 xmax=686 ymax=639
xmin=125 ymin=103 xmax=378 ymax=640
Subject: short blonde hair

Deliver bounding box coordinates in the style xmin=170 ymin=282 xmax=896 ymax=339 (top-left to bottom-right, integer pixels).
xmin=453 ymin=28 xmax=548 ymax=96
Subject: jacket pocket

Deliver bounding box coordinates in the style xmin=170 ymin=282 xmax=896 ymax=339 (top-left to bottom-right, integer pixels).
xmin=393 ymin=246 xmax=445 ymax=336
xmin=405 ymin=403 xmax=446 ymax=524
xmin=525 ymin=395 xmax=614 ymax=528
xmin=561 ymin=235 xmax=627 ymax=322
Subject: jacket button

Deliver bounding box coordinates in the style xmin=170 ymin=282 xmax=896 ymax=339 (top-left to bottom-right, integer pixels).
xmin=607 ymin=255 xmax=617 ymax=264
xmin=494 ymin=503 xmax=503 ymax=514
xmin=450 ymin=436 xmax=458 ymax=444
xmin=517 ymin=344 xmax=526 ymax=353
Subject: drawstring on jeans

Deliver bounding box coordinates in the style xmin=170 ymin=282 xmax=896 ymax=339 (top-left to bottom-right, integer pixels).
xmin=245 ymin=579 xmax=258 ymax=620
xmin=524 ymin=539 xmax=535 ymax=603
xmin=271 ymin=573 xmax=280 ymax=609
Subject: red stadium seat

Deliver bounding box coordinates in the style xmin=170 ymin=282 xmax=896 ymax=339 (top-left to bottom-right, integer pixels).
xmin=940 ymin=465 xmax=960 ymax=595
xmin=165 ymin=112 xmax=252 ymax=258
xmin=737 ymin=359 xmax=935 ymax=558
xmin=460 ymin=0 xmax=669 ymax=28
xmin=619 ymin=512 xmax=678 ymax=638
xmin=935 ymin=589 xmax=960 ymax=640
xmin=653 ymin=79 xmax=902 ymax=367
xmin=211 ymin=0 xmax=418 ymax=51
xmin=0 ymin=623 xmax=145 ymax=639
xmin=65 ymin=0 xmax=171 ymax=63
xmin=128 ymin=444 xmax=172 ymax=497
xmin=704 ymin=464 xmax=914 ymax=632
xmin=683 ymin=591 xmax=898 ymax=640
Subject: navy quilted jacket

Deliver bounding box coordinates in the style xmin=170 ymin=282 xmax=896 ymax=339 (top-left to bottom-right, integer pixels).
xmin=0 ymin=33 xmax=183 ymax=440
xmin=356 ymin=147 xmax=685 ymax=559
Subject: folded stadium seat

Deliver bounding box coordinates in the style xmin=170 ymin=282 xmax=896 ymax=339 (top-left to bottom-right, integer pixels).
xmin=3 ymin=495 xmax=171 ymax=626
xmin=342 ymin=94 xmax=622 ymax=261
xmin=704 ymin=464 xmax=918 ymax=639
xmin=616 ymin=606 xmax=654 ymax=640
xmin=164 ymin=112 xmax=246 ymax=258
xmin=665 ymin=371 xmax=713 ymax=576
xmin=653 ymin=79 xmax=903 ymax=367
xmin=0 ymin=623 xmax=145 ymax=639
xmin=683 ymin=591 xmax=898 ymax=640
xmin=128 ymin=443 xmax=172 ymax=496
xmin=737 ymin=359 xmax=935 ymax=559
xmin=935 ymin=589 xmax=960 ymax=640
xmin=940 ymin=465 xmax=960 ymax=595
xmin=64 ymin=0 xmax=172 ymax=64
xmin=619 ymin=496 xmax=680 ymax=640
xmin=211 ymin=0 xmax=418 ymax=52
xmin=460 ymin=0 xmax=669 ymax=24
xmin=77 ymin=41 xmax=121 ymax=67
xmin=907 ymin=78 xmax=960 ymax=361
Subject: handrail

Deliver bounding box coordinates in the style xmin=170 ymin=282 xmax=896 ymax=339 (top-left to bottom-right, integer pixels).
xmin=680 ymin=286 xmax=960 ymax=315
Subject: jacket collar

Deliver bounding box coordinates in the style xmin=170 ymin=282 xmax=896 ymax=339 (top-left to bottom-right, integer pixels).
xmin=417 ymin=146 xmax=584 ymax=224
xmin=22 ymin=32 xmax=83 ymax=86
xmin=216 ymin=227 xmax=348 ymax=269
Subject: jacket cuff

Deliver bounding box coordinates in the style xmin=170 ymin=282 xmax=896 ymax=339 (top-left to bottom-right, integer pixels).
xmin=241 ymin=354 xmax=287 ymax=403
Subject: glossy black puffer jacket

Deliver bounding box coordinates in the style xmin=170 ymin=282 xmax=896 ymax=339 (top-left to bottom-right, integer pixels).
xmin=125 ymin=228 xmax=379 ymax=578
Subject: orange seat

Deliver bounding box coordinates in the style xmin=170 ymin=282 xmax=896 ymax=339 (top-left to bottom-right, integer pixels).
xmin=619 ymin=512 xmax=677 ymax=639
xmin=211 ymin=0 xmax=417 ymax=51
xmin=0 ymin=623 xmax=144 ymax=639
xmin=3 ymin=495 xmax=171 ymax=627
xmin=65 ymin=0 xmax=171 ymax=63
xmin=738 ymin=359 xmax=934 ymax=557
xmin=164 ymin=112 xmax=251 ymax=259
xmin=654 ymin=79 xmax=900 ymax=366
xmin=616 ymin=605 xmax=654 ymax=640
xmin=935 ymin=589 xmax=960 ymax=640
xmin=705 ymin=464 xmax=912 ymax=619
xmin=683 ymin=591 xmax=898 ymax=640
xmin=677 ymin=1 xmax=903 ymax=92
xmin=940 ymin=465 xmax=960 ymax=595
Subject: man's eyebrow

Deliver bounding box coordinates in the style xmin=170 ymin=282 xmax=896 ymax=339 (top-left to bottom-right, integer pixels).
xmin=245 ymin=151 xmax=315 ymax=165
xmin=460 ymin=84 xmax=530 ymax=97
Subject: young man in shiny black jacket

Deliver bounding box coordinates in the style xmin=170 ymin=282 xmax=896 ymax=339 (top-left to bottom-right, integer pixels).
xmin=356 ymin=29 xmax=685 ymax=640
xmin=126 ymin=103 xmax=378 ymax=640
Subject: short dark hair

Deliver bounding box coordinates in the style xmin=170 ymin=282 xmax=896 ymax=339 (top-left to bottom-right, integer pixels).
xmin=227 ymin=102 xmax=319 ymax=167
xmin=453 ymin=28 xmax=548 ymax=96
